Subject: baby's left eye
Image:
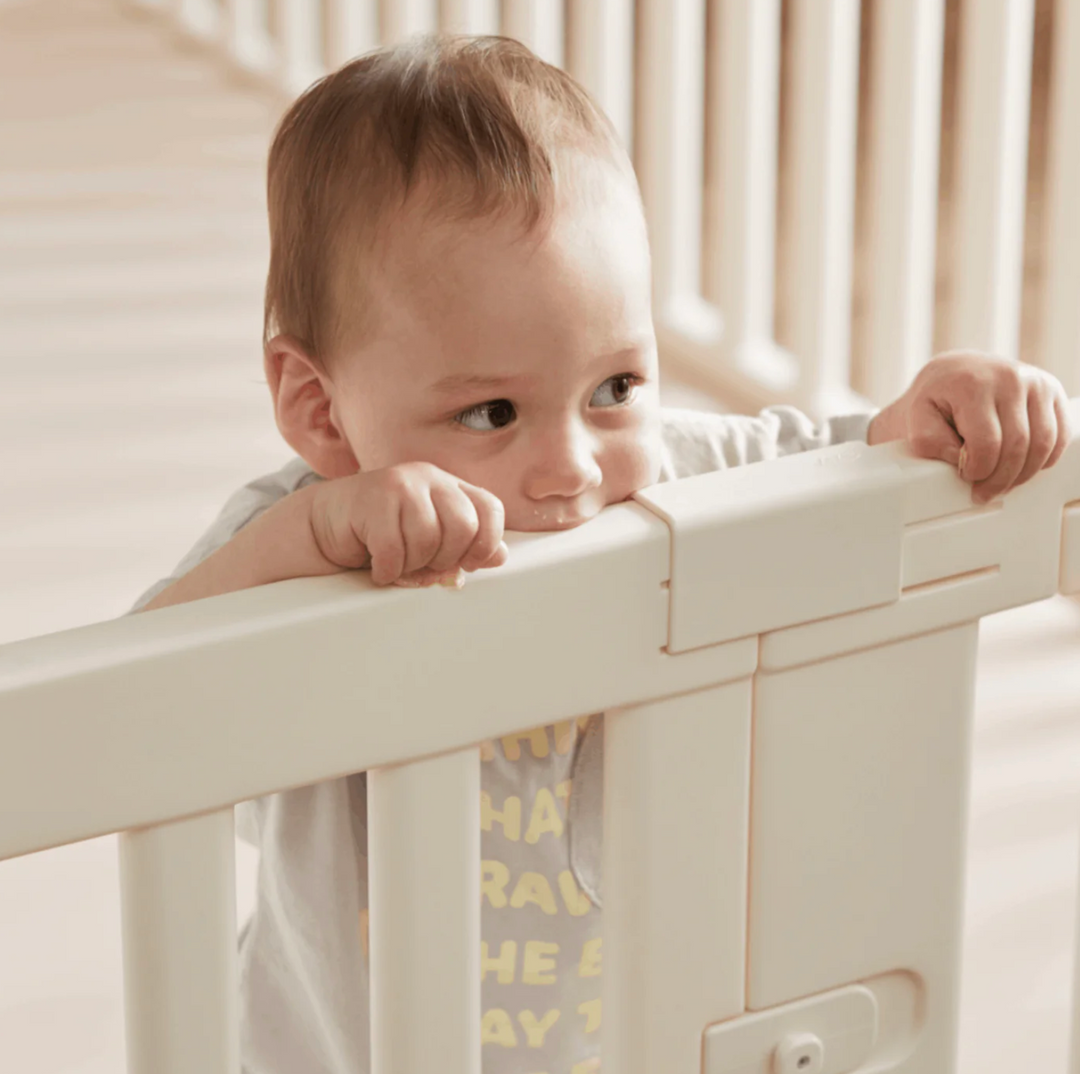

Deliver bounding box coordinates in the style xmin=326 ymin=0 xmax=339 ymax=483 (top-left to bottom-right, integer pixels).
xmin=592 ymin=374 xmax=641 ymax=408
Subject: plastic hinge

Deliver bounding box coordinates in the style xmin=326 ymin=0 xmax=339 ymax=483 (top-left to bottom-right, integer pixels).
xmin=634 ymin=441 xmax=906 ymax=654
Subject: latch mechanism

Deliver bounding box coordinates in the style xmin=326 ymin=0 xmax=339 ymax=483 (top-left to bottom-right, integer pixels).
xmin=703 ymin=983 xmax=877 ymax=1074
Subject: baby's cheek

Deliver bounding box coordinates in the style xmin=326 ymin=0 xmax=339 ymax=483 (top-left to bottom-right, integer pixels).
xmin=606 ymin=432 xmax=662 ymax=502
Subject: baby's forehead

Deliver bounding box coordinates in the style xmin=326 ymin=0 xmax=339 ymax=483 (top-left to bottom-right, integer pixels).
xmin=380 ymin=215 xmax=648 ymax=354
xmin=382 ymin=165 xmax=645 ymax=292
xmin=330 ymin=156 xmax=650 ymax=373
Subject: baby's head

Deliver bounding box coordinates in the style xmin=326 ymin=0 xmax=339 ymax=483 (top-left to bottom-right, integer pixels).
xmin=263 ymin=34 xmax=661 ymax=532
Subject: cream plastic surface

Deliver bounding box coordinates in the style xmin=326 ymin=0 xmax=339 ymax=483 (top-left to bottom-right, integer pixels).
xmin=1 ymin=400 xmax=1078 ymax=1073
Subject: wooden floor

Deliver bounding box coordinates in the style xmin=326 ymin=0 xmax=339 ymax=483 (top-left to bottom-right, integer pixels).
xmin=1 ymin=1 xmax=1078 ymax=1071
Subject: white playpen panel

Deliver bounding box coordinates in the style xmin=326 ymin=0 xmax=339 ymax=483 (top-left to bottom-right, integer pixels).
xmin=3 ymin=404 xmax=1080 ymax=1074
xmin=602 ymin=681 xmax=752 ymax=1073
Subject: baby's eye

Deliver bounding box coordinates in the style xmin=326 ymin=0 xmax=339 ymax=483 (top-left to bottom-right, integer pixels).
xmin=454 ymin=399 xmax=516 ymax=431
xmin=592 ymin=373 xmax=642 ymax=407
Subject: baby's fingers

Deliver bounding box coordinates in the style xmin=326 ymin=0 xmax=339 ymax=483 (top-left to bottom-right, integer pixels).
xmin=365 ymin=510 xmax=407 ymax=585
xmin=398 ymin=487 xmax=443 ymax=575
xmin=457 ymin=483 xmax=507 ymax=570
xmin=427 ymin=484 xmax=482 ymax=572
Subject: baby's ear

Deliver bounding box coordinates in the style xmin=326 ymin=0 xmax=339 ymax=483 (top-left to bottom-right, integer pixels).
xmin=264 ymin=336 xmax=359 ymax=479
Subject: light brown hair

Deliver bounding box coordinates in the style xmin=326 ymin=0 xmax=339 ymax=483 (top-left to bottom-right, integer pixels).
xmin=264 ymin=33 xmax=633 ymax=367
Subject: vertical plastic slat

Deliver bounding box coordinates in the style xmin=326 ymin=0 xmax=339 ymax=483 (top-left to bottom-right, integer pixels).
xmin=603 ymin=685 xmax=752 ymax=1074
xmin=949 ymin=0 xmax=1035 ymax=356
xmin=118 ymin=809 xmax=240 ymax=1074
xmin=273 ymin=0 xmax=325 ymax=93
xmin=380 ymin=0 xmax=438 ymax=43
xmin=1043 ymin=0 xmax=1080 ymax=396
xmin=174 ymin=0 xmax=221 ymax=39
xmin=440 ymin=0 xmax=499 ymax=34
xmin=565 ymin=0 xmax=634 ymax=153
xmin=225 ymin=0 xmax=275 ymax=74
xmin=861 ymin=0 xmax=946 ymax=404
xmin=784 ymin=0 xmax=862 ymax=405
xmin=747 ymin=623 xmax=979 ymax=1069
xmin=368 ymin=748 xmax=481 ymax=1074
xmin=636 ymin=0 xmax=706 ymax=315
xmin=703 ymin=0 xmax=781 ymax=349
xmin=325 ymin=0 xmax=379 ymax=66
xmin=500 ymin=0 xmax=564 ymax=67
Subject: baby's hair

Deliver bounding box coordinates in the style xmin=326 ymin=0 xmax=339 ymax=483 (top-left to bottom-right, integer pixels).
xmin=264 ymin=33 xmax=632 ymax=367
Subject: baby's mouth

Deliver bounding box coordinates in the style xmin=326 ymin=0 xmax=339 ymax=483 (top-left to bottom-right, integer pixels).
xmin=513 ymin=509 xmax=594 ymax=532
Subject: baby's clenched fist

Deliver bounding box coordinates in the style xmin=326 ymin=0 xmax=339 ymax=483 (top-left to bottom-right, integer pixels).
xmin=308 ymin=462 xmax=508 ymax=586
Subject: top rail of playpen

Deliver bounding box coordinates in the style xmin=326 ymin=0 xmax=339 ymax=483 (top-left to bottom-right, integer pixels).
xmin=2 ymin=405 xmax=1079 ymax=864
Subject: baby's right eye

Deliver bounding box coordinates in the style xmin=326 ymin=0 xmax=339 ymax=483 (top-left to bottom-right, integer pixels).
xmin=454 ymin=399 xmax=516 ymax=432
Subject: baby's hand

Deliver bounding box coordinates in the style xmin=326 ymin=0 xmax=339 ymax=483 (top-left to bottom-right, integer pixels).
xmin=871 ymin=352 xmax=1072 ymax=504
xmin=309 ymin=462 xmax=508 ymax=586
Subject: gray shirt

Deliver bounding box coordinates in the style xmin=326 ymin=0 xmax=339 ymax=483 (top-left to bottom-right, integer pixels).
xmin=129 ymin=404 xmax=876 ymax=1074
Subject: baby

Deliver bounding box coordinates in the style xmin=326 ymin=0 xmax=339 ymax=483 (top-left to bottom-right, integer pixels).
xmin=131 ymin=33 xmax=1071 ymax=1074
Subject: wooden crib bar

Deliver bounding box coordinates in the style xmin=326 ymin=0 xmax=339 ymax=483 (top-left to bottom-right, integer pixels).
xmin=440 ymin=0 xmax=500 ymax=36
xmin=274 ymin=0 xmax=326 ymax=94
xmin=702 ymin=0 xmax=781 ymax=354
xmin=1043 ymin=0 xmax=1080 ymax=397
xmin=563 ymin=0 xmax=634 ymax=156
xmin=782 ymin=0 xmax=862 ymax=409
xmin=860 ymin=0 xmax=945 ymax=405
xmin=224 ymin=0 xmax=276 ymax=75
xmin=948 ymin=0 xmax=1035 ymax=358
xmin=501 ymin=0 xmax=564 ymax=67
xmin=635 ymin=0 xmax=707 ymax=324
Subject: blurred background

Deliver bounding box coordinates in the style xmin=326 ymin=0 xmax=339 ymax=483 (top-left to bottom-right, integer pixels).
xmin=1 ymin=0 xmax=1079 ymax=1070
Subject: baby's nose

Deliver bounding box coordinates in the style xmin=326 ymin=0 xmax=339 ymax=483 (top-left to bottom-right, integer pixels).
xmin=524 ymin=429 xmax=603 ymax=500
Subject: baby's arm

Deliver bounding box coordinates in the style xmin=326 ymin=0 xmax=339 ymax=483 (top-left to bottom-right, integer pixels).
xmin=140 ymin=463 xmax=508 ymax=613
xmin=139 ymin=483 xmax=336 ymax=612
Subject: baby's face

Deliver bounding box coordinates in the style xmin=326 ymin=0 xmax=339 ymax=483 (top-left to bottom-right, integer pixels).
xmin=327 ymin=163 xmax=661 ymax=532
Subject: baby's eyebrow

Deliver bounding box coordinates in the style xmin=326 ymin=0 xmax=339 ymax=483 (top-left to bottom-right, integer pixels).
xmin=429 ymin=373 xmax=522 ymax=395
xmin=428 ymin=345 xmax=648 ymax=396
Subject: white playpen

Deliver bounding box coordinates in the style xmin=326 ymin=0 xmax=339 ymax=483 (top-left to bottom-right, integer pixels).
xmin=3 ymin=1 xmax=1080 ymax=1072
